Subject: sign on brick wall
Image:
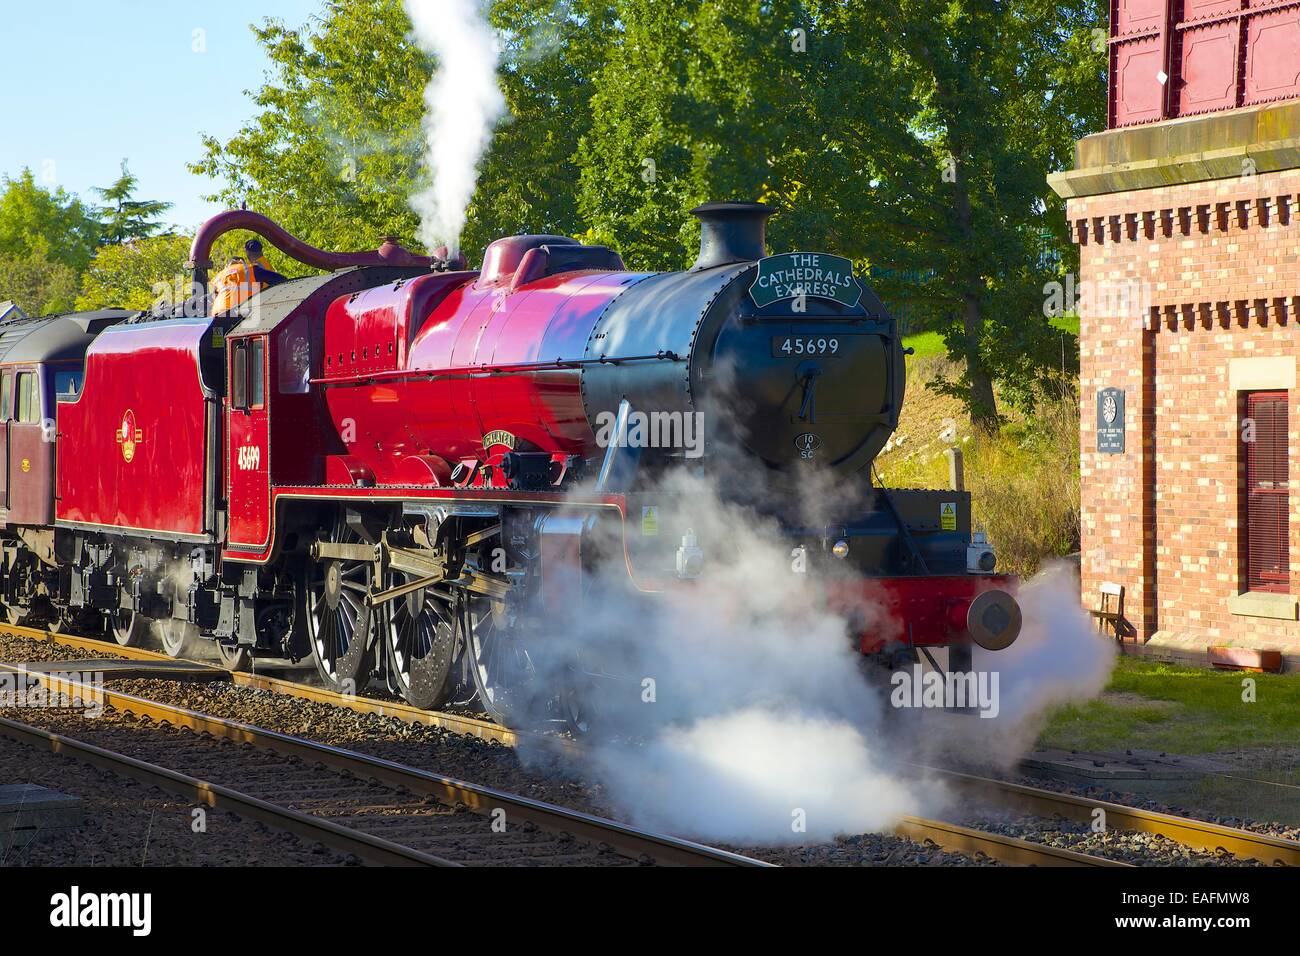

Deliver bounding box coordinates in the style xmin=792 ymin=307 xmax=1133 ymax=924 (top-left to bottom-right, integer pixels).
xmin=1097 ymin=388 xmax=1125 ymax=454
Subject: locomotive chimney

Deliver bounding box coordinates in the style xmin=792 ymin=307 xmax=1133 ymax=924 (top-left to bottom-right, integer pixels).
xmin=689 ymin=201 xmax=773 ymax=271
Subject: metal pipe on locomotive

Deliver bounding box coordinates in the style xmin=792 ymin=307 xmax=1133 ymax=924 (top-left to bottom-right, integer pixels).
xmin=0 ymin=201 xmax=1021 ymax=730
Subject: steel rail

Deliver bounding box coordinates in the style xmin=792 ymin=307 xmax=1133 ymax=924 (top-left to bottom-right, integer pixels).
xmin=923 ymin=766 xmax=1300 ymax=866
xmin=5 ymin=622 xmax=1268 ymax=866
xmin=230 ymin=670 xmax=552 ymax=747
xmin=2 ymin=622 xmax=555 ymax=750
xmin=893 ymin=815 xmax=1129 ymax=867
xmin=0 ymin=662 xmax=764 ymax=867
xmin=0 ymin=713 xmax=457 ymax=866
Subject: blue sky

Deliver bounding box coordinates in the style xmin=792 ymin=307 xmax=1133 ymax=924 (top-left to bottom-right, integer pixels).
xmin=0 ymin=0 xmax=321 ymax=231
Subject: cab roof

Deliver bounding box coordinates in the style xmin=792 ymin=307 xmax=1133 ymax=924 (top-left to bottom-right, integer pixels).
xmin=0 ymin=310 xmax=133 ymax=364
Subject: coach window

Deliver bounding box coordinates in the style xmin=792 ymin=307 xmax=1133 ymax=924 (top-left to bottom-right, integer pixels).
xmin=0 ymin=372 xmax=11 ymax=421
xmin=54 ymin=370 xmax=82 ymax=399
xmin=16 ymin=372 xmax=39 ymax=424
xmin=249 ymin=337 xmax=265 ymax=408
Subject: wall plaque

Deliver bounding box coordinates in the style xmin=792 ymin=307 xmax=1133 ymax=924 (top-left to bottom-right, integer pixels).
xmin=1097 ymin=387 xmax=1125 ymax=454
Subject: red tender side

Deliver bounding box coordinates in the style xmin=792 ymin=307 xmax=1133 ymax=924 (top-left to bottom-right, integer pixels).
xmin=56 ymin=320 xmax=216 ymax=540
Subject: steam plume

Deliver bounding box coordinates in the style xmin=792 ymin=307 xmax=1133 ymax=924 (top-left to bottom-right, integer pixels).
xmin=404 ymin=0 xmax=506 ymax=255
xmin=916 ymin=562 xmax=1117 ymax=771
xmin=531 ymin=469 xmax=1114 ymax=845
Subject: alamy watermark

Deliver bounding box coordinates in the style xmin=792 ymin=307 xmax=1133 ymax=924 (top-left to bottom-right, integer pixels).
xmin=0 ymin=670 xmax=104 ymax=717
xmin=593 ymin=410 xmax=705 ymax=459
xmin=1043 ymin=272 xmax=1151 ymax=325
xmin=889 ymin=665 xmax=1000 ymax=718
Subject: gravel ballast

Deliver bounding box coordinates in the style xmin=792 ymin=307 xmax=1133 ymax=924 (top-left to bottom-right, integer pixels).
xmin=6 ymin=630 xmax=1294 ymax=867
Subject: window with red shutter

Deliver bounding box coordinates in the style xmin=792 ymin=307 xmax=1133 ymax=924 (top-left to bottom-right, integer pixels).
xmin=1246 ymin=392 xmax=1289 ymax=593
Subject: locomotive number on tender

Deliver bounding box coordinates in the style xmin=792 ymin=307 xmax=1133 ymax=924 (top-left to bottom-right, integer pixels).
xmin=237 ymin=445 xmax=262 ymax=471
xmin=772 ymin=335 xmax=853 ymax=357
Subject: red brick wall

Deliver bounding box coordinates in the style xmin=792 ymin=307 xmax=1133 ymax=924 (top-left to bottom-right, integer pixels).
xmin=1069 ymin=168 xmax=1300 ymax=649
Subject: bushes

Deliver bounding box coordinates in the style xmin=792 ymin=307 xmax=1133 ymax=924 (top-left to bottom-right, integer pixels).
xmin=882 ymin=391 xmax=1080 ymax=578
xmin=963 ymin=395 xmax=1080 ymax=577
xmin=0 ymin=252 xmax=79 ymax=315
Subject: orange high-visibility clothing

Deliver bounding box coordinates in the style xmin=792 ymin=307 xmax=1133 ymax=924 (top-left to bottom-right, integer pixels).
xmin=211 ymin=258 xmax=269 ymax=313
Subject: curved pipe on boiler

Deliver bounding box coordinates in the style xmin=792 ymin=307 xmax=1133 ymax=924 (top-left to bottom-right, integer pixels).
xmin=187 ymin=209 xmax=465 ymax=290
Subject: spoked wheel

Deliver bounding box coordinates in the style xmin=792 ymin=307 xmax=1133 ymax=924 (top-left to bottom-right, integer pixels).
xmin=49 ymin=608 xmax=103 ymax=638
xmin=111 ymin=609 xmax=148 ymax=647
xmin=154 ymin=618 xmax=202 ymax=659
xmin=557 ymin=653 xmax=619 ymax=737
xmin=1 ymin=602 xmax=22 ymax=626
xmin=304 ymin=517 xmax=375 ymax=693
xmin=384 ymin=574 xmax=457 ymax=710
xmin=460 ymin=593 xmax=545 ymax=727
xmin=214 ymin=640 xmax=252 ymax=672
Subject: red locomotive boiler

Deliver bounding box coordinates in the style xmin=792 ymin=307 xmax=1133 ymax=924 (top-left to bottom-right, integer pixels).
xmin=0 ymin=203 xmax=1020 ymax=730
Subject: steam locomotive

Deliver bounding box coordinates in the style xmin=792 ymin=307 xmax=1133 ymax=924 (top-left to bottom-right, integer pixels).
xmin=0 ymin=202 xmax=1020 ymax=730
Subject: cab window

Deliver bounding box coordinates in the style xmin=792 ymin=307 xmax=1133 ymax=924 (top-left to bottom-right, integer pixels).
xmin=16 ymin=372 xmax=39 ymax=423
xmin=232 ymin=341 xmax=248 ymax=409
xmin=249 ymin=338 xmax=265 ymax=408
xmin=54 ymin=370 xmax=82 ymax=399
xmin=277 ymin=317 xmax=311 ymax=394
xmin=231 ymin=339 xmax=266 ymax=411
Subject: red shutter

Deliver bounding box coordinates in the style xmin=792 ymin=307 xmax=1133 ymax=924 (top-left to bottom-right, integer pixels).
xmin=1108 ymin=0 xmax=1300 ymax=127
xmin=1246 ymin=392 xmax=1289 ymax=593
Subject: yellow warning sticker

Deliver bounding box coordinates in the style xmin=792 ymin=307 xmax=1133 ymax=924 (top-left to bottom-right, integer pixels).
xmin=940 ymin=502 xmax=957 ymax=531
xmin=641 ymin=505 xmax=659 ymax=536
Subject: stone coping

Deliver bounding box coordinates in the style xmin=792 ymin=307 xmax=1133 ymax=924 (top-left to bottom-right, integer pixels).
xmin=1140 ymin=629 xmax=1300 ymax=672
xmin=1049 ymin=101 xmax=1300 ymax=199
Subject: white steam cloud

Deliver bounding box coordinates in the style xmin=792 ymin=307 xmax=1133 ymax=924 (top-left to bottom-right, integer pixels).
xmin=600 ymin=708 xmax=920 ymax=844
xmin=914 ymin=562 xmax=1118 ymax=772
xmin=404 ymin=0 xmax=507 ymax=255
xmin=536 ymin=470 xmax=1115 ymax=846
xmin=531 ymin=468 xmax=931 ymax=844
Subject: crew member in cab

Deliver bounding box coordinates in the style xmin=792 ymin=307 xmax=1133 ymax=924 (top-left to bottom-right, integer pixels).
xmin=210 ymin=238 xmax=288 ymax=313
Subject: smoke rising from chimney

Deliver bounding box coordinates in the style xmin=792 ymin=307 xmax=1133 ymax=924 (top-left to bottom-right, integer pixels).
xmin=404 ymin=0 xmax=506 ymax=256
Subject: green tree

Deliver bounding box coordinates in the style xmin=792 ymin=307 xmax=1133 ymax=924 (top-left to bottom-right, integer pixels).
xmin=470 ymin=0 xmax=616 ymax=253
xmin=75 ymin=234 xmax=194 ymax=311
xmin=0 ymin=169 xmax=99 ymax=273
xmin=191 ymin=0 xmax=426 ymax=254
xmin=575 ymin=0 xmax=809 ymax=269
xmin=94 ymin=160 xmax=174 ymax=244
xmin=798 ymin=0 xmax=1105 ymax=426
xmin=577 ymin=0 xmax=1104 ymax=425
xmin=0 ymin=252 xmax=79 ymax=315
xmin=190 ymin=0 xmax=614 ymax=262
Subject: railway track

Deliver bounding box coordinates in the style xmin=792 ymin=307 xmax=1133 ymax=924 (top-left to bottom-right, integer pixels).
xmin=890 ymin=815 xmax=1124 ymax=866
xmin=0 ymin=713 xmax=454 ymax=866
xmin=0 ymin=630 xmax=1115 ymax=867
xmin=8 ymin=622 xmax=1296 ymax=867
xmin=924 ymin=766 xmax=1300 ymax=867
xmin=6 ymin=623 xmax=537 ymax=749
xmin=0 ymin=663 xmax=763 ymax=867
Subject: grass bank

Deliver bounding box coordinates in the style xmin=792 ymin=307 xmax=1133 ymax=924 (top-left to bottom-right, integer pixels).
xmin=1040 ymin=656 xmax=1300 ymax=755
xmin=879 ymin=384 xmax=1080 ymax=578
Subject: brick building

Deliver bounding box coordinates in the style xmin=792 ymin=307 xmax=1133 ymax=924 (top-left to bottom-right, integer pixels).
xmin=1049 ymin=3 xmax=1300 ymax=668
